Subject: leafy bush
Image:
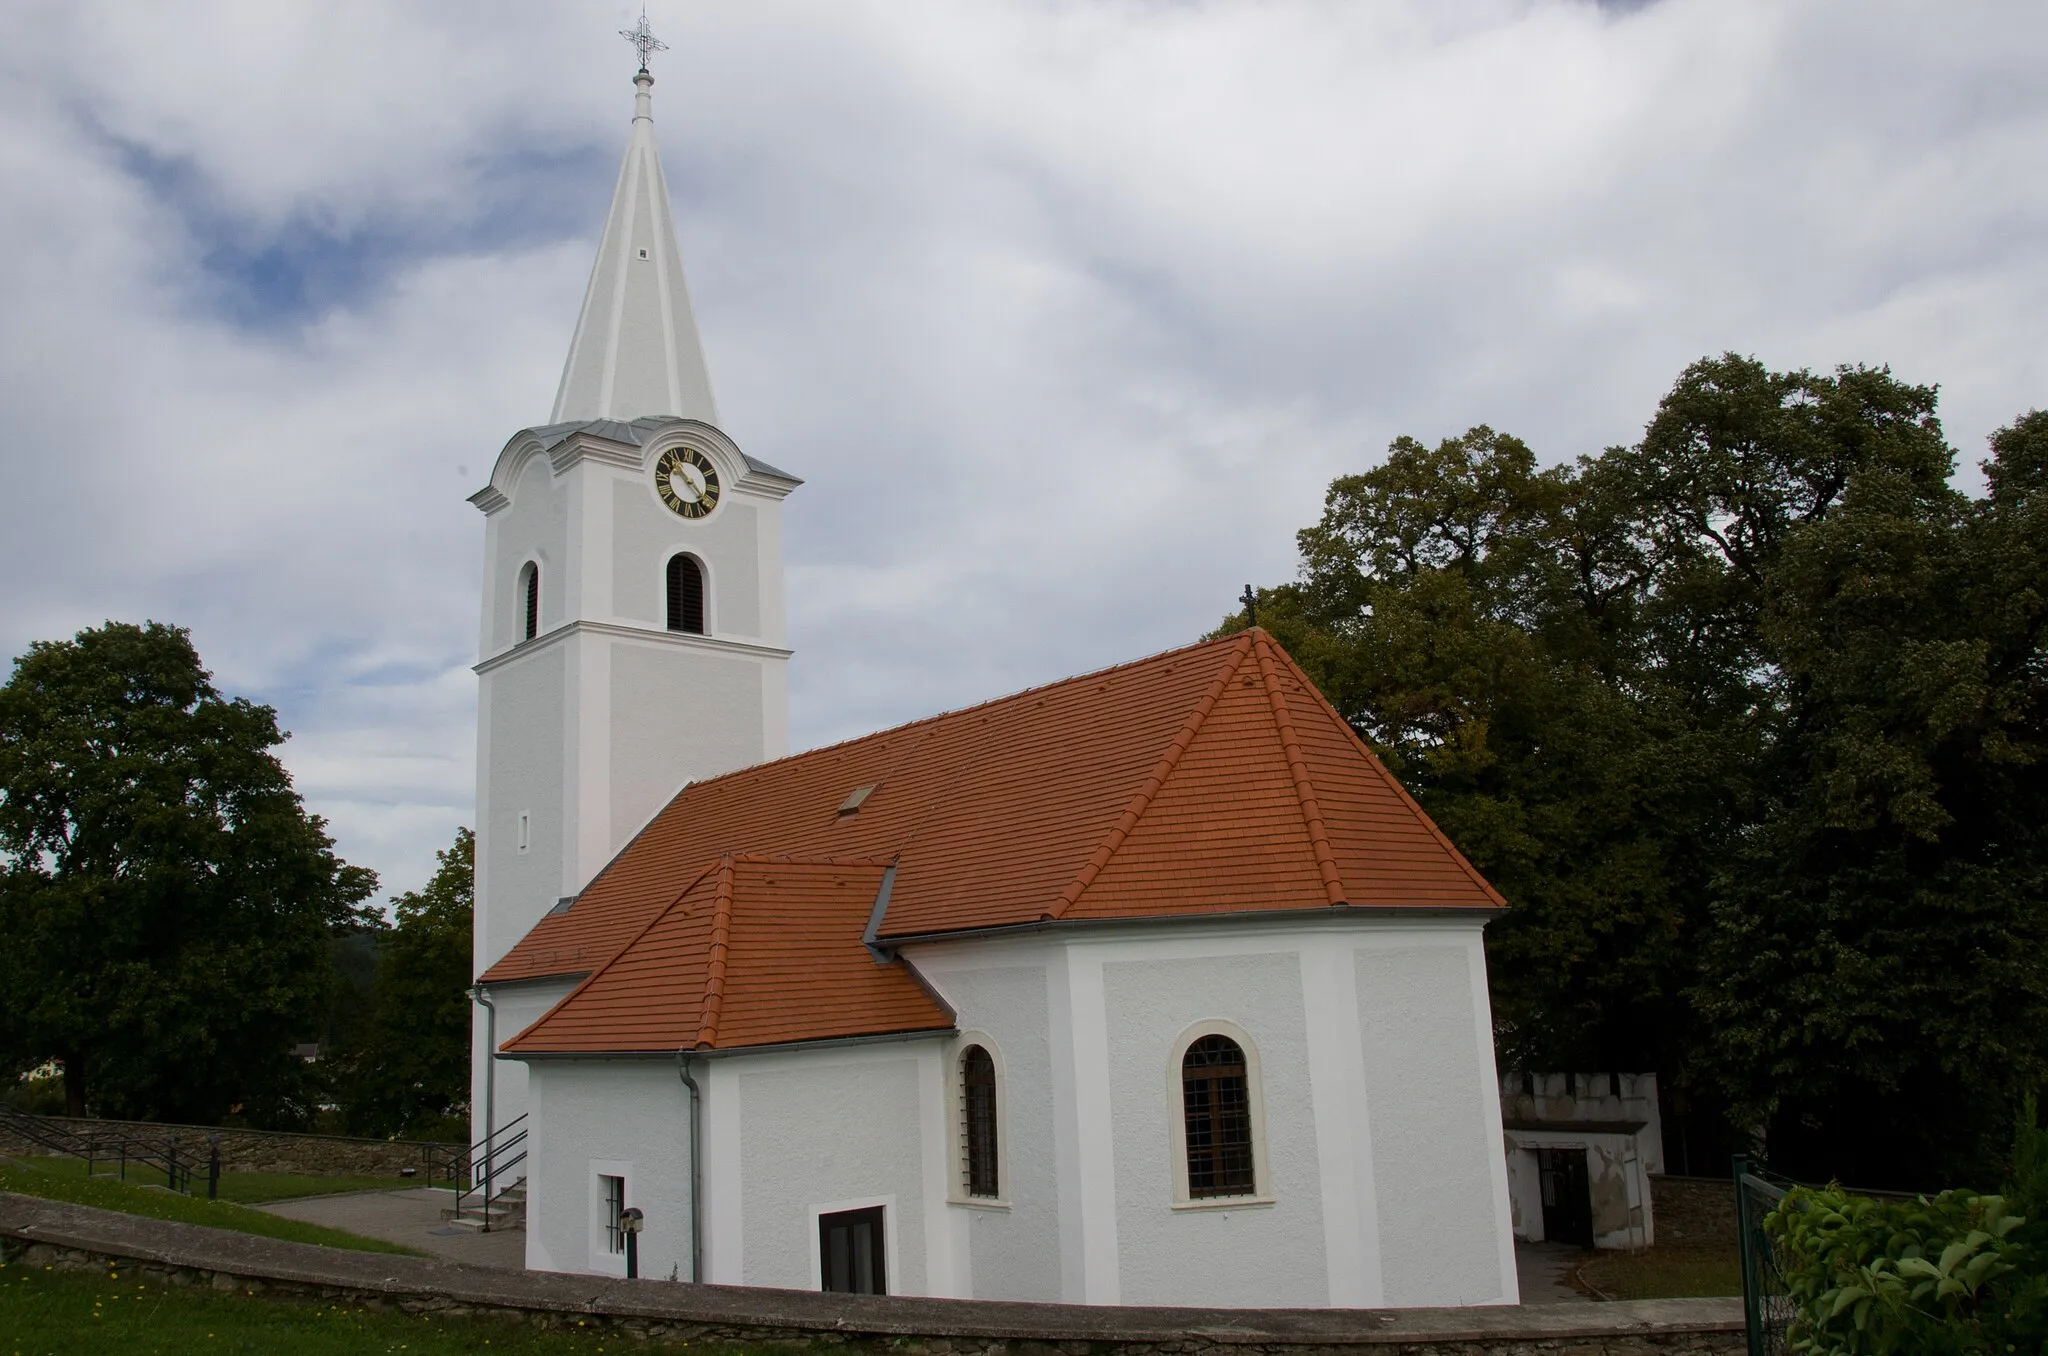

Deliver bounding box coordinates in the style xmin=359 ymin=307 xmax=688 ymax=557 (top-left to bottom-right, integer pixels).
xmin=1767 ymin=1104 xmax=2048 ymax=1356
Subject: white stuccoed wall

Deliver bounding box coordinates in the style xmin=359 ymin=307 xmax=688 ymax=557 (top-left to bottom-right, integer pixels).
xmin=911 ymin=914 xmax=1518 ymax=1309
xmin=524 ymin=1059 xmax=697 ymax=1278
xmin=512 ymin=913 xmax=1516 ymax=1307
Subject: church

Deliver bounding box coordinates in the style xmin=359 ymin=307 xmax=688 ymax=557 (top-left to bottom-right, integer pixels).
xmin=467 ymin=45 xmax=1519 ymax=1310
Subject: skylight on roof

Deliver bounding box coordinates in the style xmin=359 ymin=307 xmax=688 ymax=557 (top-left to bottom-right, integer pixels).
xmin=838 ymin=785 xmax=875 ymax=816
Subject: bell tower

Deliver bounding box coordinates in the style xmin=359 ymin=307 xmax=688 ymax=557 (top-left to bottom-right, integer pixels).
xmin=467 ymin=42 xmax=798 ymax=1096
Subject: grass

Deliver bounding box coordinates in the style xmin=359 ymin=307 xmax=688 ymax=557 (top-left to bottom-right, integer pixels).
xmin=3 ymin=1154 xmax=412 ymax=1205
xmin=0 ymin=1257 xmax=769 ymax=1356
xmin=0 ymin=1157 xmax=422 ymax=1257
xmin=1575 ymin=1244 xmax=1741 ymax=1300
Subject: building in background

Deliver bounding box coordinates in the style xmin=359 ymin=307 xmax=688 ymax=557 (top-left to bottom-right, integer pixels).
xmin=1499 ymin=1072 xmax=1662 ymax=1251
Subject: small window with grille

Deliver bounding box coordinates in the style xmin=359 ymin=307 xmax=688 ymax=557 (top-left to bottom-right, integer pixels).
xmin=1181 ymin=1034 xmax=1255 ymax=1198
xmin=600 ymin=1174 xmax=626 ymax=1255
xmin=521 ymin=562 xmax=540 ymax=641
xmin=666 ymin=553 xmax=705 ymax=634
xmin=961 ymin=1045 xmax=999 ymax=1198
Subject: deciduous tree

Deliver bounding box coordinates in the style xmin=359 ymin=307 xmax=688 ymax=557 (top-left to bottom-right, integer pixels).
xmin=0 ymin=622 xmax=376 ymax=1123
xmin=1232 ymin=359 xmax=2048 ymax=1184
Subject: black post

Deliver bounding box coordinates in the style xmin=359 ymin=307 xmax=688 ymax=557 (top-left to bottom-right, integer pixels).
xmin=1733 ymin=1154 xmax=1760 ymax=1356
xmin=207 ymin=1135 xmax=221 ymax=1201
xmin=621 ymin=1207 xmax=644 ymax=1280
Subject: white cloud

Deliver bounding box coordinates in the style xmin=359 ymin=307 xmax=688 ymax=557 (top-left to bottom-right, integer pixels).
xmin=2 ymin=0 xmax=2044 ymax=897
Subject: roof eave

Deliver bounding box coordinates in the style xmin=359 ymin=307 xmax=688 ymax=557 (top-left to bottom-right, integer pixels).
xmin=879 ymin=903 xmax=1505 ymax=949
xmin=499 ymin=1024 xmax=959 ymax=1063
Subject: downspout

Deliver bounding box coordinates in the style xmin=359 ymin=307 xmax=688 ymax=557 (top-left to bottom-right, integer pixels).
xmin=469 ymin=986 xmax=497 ymax=1160
xmin=676 ymin=1049 xmax=703 ymax=1283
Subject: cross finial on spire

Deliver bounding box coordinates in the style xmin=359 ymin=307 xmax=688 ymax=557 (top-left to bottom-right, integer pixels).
xmin=619 ymin=7 xmax=667 ymax=72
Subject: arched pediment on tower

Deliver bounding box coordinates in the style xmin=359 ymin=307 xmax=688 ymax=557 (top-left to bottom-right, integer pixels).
xmin=469 ymin=416 xmax=801 ymax=515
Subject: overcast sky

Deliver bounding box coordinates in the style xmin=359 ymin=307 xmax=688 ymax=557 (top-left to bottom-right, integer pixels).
xmin=2 ymin=1 xmax=2043 ymax=904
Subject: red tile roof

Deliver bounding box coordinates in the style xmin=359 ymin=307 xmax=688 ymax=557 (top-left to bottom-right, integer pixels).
xmin=504 ymin=856 xmax=952 ymax=1055
xmin=494 ymin=630 xmax=1505 ymax=1056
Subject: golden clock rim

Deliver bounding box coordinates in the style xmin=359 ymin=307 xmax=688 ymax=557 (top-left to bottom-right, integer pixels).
xmin=655 ymin=446 xmax=721 ymax=518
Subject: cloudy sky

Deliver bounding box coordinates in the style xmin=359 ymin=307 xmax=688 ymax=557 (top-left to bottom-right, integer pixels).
xmin=2 ymin=1 xmax=2043 ymax=903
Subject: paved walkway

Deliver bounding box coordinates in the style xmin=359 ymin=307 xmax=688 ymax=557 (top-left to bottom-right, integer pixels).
xmin=1514 ymin=1240 xmax=1594 ymax=1303
xmin=254 ymin=1186 xmax=526 ymax=1270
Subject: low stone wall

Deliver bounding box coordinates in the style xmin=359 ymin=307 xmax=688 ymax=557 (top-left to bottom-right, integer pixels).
xmin=1647 ymin=1177 xmax=1736 ymax=1252
xmin=0 ymin=1115 xmax=454 ymax=1179
xmin=1 ymin=1192 xmax=1742 ymax=1355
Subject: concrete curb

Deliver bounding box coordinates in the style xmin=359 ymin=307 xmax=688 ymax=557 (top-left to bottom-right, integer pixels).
xmin=0 ymin=1192 xmax=1743 ymax=1351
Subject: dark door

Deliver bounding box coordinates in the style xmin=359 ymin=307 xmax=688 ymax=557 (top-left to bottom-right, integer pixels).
xmin=1537 ymin=1147 xmax=1594 ymax=1247
xmin=818 ymin=1206 xmax=887 ymax=1294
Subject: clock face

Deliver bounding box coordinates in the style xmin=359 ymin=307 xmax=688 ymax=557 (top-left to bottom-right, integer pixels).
xmin=655 ymin=446 xmax=720 ymax=519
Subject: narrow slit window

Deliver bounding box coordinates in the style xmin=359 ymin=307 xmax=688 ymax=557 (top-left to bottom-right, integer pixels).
xmin=962 ymin=1045 xmax=999 ymax=1198
xmin=600 ymin=1174 xmax=625 ymax=1255
xmin=1182 ymin=1034 xmax=1255 ymax=1198
xmin=666 ymin=554 xmax=705 ymax=634
xmin=521 ymin=562 xmax=540 ymax=641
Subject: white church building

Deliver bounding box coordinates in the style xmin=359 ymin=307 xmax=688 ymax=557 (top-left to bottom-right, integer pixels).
xmin=467 ymin=50 xmax=1520 ymax=1310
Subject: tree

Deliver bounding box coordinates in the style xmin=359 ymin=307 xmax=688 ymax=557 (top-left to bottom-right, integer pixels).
xmin=334 ymin=827 xmax=473 ymax=1140
xmin=1231 ymin=359 xmax=2048 ymax=1185
xmin=0 ymin=622 xmax=376 ymax=1123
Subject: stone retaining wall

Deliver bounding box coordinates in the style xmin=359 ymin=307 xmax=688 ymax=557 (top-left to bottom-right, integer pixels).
xmin=1 ymin=1192 xmax=1743 ymax=1355
xmin=0 ymin=1115 xmax=454 ymax=1178
xmin=1646 ymin=1178 xmax=1736 ymax=1252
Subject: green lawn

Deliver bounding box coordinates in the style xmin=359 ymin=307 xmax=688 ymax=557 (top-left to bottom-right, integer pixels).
xmin=1575 ymin=1245 xmax=1741 ymax=1300
xmin=0 ymin=1157 xmax=422 ymax=1256
xmin=0 ymin=1257 xmax=759 ymax=1356
xmin=5 ymin=1154 xmax=413 ymax=1205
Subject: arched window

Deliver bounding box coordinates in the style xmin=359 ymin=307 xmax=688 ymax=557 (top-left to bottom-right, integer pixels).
xmin=1181 ymin=1034 xmax=1254 ymax=1198
xmin=666 ymin=554 xmax=705 ymax=634
xmin=520 ymin=562 xmax=540 ymax=641
xmin=961 ymin=1044 xmax=999 ymax=1199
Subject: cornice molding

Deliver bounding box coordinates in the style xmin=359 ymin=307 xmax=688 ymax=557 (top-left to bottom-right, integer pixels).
xmin=475 ymin=618 xmax=794 ymax=675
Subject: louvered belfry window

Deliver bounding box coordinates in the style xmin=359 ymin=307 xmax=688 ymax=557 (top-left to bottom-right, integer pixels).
xmin=962 ymin=1045 xmax=999 ymax=1198
xmin=1182 ymin=1034 xmax=1254 ymax=1198
xmin=522 ymin=563 xmax=540 ymax=641
xmin=666 ymin=554 xmax=705 ymax=634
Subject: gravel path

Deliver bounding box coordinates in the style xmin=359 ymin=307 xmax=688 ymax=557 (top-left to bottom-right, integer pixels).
xmin=1514 ymin=1240 xmax=1596 ymax=1303
xmin=253 ymin=1185 xmax=526 ymax=1269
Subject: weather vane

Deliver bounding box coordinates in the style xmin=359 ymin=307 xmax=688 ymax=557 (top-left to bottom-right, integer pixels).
xmin=620 ymin=7 xmax=668 ymax=72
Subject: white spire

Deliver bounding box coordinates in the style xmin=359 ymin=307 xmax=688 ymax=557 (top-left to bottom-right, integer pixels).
xmin=550 ymin=66 xmax=719 ymax=425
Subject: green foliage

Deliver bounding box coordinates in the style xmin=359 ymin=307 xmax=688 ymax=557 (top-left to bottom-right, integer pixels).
xmin=0 ymin=622 xmax=377 ymax=1126
xmin=331 ymin=827 xmax=474 ymax=1140
xmin=1231 ymin=358 xmax=2048 ymax=1184
xmin=1767 ymin=1185 xmax=2041 ymax=1354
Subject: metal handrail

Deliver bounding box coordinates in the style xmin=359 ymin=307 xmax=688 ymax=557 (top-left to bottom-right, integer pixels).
xmin=1 ymin=1105 xmax=195 ymax=1194
xmin=450 ymin=1114 xmax=529 ymax=1231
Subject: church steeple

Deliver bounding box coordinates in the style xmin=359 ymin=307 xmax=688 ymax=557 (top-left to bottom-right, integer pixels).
xmin=550 ymin=63 xmax=719 ymax=425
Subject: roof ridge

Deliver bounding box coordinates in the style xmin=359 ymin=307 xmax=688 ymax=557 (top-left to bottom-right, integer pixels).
xmin=728 ymin=853 xmax=895 ymax=867
xmin=501 ymin=856 xmax=725 ymax=1051
xmin=693 ymin=856 xmax=739 ymax=1050
xmin=1263 ymin=642 xmax=1510 ymax=911
xmin=1253 ymin=632 xmax=1348 ymax=907
xmin=656 ymin=631 xmax=1256 ymax=801
xmin=1045 ymin=632 xmax=1255 ymax=920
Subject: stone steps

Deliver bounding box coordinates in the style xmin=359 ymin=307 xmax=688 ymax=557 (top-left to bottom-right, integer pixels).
xmin=441 ymin=1181 xmax=525 ymax=1232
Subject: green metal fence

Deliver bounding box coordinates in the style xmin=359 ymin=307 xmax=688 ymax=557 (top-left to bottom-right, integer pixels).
xmin=1732 ymin=1154 xmax=1797 ymax=1356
